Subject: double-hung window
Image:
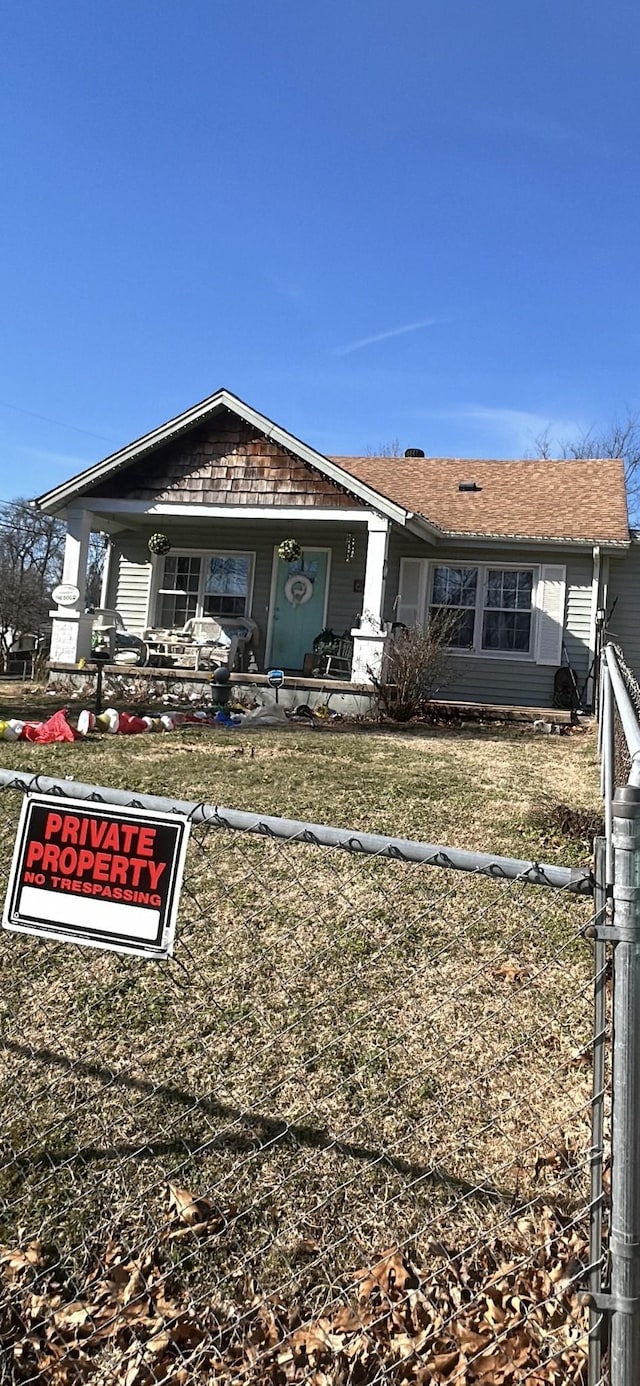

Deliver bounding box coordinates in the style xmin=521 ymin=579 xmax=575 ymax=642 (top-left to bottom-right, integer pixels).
xmin=428 ymin=563 xmax=535 ymax=655
xmin=482 ymin=569 xmax=533 ymax=653
xmin=398 ymin=558 xmax=566 ymax=665
xmin=157 ymin=556 xmax=201 ymax=629
xmin=203 ymin=556 xmax=252 ymax=617
xmin=429 ymin=566 xmax=478 ymax=648
xmin=156 ymin=552 xmax=253 ymax=628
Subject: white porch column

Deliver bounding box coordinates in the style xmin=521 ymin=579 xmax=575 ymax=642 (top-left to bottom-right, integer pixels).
xmin=49 ymin=509 xmax=95 ymax=664
xmin=350 ymin=515 xmax=390 ymax=684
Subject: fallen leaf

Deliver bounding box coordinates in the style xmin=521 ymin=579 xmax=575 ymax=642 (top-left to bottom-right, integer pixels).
xmin=492 ymin=960 xmax=527 ymax=983
xmin=167 ymin=1184 xmax=206 ymax=1225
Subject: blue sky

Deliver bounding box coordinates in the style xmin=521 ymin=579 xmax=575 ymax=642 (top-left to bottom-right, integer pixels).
xmin=1 ymin=0 xmax=639 ymax=499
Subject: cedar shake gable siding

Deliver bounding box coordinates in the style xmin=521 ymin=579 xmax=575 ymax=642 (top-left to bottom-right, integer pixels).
xmin=90 ymin=411 xmax=360 ymax=510
xmin=332 ymin=456 xmax=629 ymax=544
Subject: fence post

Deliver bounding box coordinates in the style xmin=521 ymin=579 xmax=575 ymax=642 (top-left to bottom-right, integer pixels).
xmin=610 ymin=784 xmax=640 ymax=1384
xmin=589 ymin=838 xmax=608 ymax=1386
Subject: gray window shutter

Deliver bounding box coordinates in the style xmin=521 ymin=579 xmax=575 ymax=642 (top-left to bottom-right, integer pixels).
xmin=535 ymin=564 xmax=567 ymax=665
xmin=396 ymin=558 xmax=427 ymax=626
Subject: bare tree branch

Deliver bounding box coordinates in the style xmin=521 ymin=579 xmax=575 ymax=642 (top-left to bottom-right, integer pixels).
xmin=530 ymin=413 xmax=640 ymax=520
xmin=363 ymin=438 xmax=403 ymax=458
xmin=0 ymin=500 xmax=107 ymax=666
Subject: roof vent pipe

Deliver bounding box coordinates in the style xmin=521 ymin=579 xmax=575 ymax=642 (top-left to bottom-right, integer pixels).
xmin=404 ymin=448 xmax=425 ymax=458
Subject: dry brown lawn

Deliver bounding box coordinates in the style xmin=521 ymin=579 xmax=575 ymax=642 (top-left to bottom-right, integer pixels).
xmin=0 ymin=722 xmax=600 ymax=1380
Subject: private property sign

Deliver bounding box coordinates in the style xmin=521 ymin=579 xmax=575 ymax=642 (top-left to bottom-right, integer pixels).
xmin=2 ymin=796 xmax=190 ymax=959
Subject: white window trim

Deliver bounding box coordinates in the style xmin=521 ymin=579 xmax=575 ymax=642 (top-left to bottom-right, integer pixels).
xmin=148 ymin=548 xmax=256 ymax=628
xmin=408 ymin=560 xmax=541 ymax=661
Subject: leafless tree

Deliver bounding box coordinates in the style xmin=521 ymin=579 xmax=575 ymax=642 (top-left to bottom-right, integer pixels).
xmin=532 ymin=414 xmax=640 ymax=520
xmin=87 ymin=532 xmax=108 ymax=607
xmin=0 ymin=500 xmax=64 ymax=664
xmin=363 ymin=438 xmax=403 ymax=458
xmin=0 ymin=500 xmax=106 ymax=666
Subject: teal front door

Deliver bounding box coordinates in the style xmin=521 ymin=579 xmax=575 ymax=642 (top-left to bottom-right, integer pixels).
xmin=270 ymin=549 xmax=329 ymax=670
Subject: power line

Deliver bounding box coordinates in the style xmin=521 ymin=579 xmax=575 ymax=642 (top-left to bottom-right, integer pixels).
xmin=0 ymin=399 xmax=116 ymax=445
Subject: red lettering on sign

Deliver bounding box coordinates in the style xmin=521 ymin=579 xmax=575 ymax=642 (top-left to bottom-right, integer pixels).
xmin=59 ymin=847 xmax=78 ymax=875
xmin=25 ymin=841 xmax=44 ymax=869
xmin=15 ymin=803 xmax=183 ymax=945
xmin=137 ymin=827 xmax=155 ymax=858
xmin=146 ymin=860 xmax=166 ymax=891
xmin=44 ymin=812 xmax=62 ymax=840
xmin=110 ymin=855 xmax=129 ymax=884
xmin=89 ymin=820 xmax=108 ymax=849
xmin=100 ymin=823 xmax=120 ymax=852
xmin=93 ymin=852 xmax=111 ymax=882
xmin=129 ymin=858 xmax=146 ymax=887
xmin=41 ymin=844 xmax=58 ymax=872
xmin=60 ymin=816 xmax=80 ymax=844
xmin=119 ymin=825 xmax=134 ymax=853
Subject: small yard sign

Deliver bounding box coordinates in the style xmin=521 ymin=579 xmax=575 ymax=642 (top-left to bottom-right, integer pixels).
xmin=2 ymin=795 xmax=190 ymax=959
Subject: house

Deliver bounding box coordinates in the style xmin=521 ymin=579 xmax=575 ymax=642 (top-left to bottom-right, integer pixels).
xmin=35 ymin=388 xmax=631 ymax=710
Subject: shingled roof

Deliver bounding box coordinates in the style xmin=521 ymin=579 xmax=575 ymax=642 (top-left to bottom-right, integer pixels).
xmin=333 ymin=455 xmax=629 ymax=544
xmin=33 ymin=386 xmax=629 ymax=546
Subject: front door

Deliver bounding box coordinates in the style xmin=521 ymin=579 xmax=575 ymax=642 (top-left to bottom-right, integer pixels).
xmin=269 ymin=549 xmax=329 ymax=671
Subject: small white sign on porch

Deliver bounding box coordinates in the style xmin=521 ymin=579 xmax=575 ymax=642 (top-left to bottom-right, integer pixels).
xmin=52 ymin=583 xmax=81 ymax=607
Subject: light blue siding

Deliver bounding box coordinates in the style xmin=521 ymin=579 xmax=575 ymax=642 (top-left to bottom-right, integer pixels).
xmin=607 ymin=542 xmax=640 ymax=677
xmin=385 ymin=532 xmax=594 ymax=707
xmin=109 ymin=519 xmax=369 ymax=667
xmin=108 ymin=518 xmax=597 ymax=705
xmin=106 ymin=550 xmax=152 ymax=633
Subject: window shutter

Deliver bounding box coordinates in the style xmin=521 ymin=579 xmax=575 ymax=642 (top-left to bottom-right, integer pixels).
xmin=396 ymin=558 xmax=427 ymax=626
xmin=535 ymin=564 xmax=567 ymax=665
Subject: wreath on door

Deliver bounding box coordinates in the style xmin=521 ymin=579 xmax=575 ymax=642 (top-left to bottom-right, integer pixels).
xmin=284 ymin=573 xmax=314 ymax=605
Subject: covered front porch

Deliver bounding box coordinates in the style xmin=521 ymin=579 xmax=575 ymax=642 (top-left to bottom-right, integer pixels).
xmin=48 ymin=506 xmax=398 ymax=686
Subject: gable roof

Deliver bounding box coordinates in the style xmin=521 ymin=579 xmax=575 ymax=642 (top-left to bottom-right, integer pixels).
xmin=334 ymin=455 xmax=629 ymax=545
xmin=34 ymin=388 xmax=415 ymax=529
xmin=34 ymin=387 xmax=629 ymax=546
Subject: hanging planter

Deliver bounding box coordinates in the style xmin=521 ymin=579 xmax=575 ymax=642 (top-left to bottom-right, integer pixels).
xmin=278 ymin=538 xmax=302 ymax=563
xmin=148 ymin=533 xmax=172 ymax=556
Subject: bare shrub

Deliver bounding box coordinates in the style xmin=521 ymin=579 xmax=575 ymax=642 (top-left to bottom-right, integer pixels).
xmin=369 ymin=617 xmax=455 ymax=722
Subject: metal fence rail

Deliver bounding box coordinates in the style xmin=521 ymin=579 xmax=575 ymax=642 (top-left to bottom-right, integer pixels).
xmin=0 ymin=767 xmax=598 ymax=1384
xmin=593 ymin=643 xmax=640 ymax=1386
xmin=0 ymin=766 xmax=592 ymax=892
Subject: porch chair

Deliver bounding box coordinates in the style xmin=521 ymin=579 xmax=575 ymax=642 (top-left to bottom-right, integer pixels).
xmin=181 ymin=618 xmax=239 ymax=671
xmin=320 ymin=634 xmax=354 ymax=680
xmin=212 ymin=615 xmax=260 ymax=671
xmin=90 ymin=609 xmax=148 ymax=666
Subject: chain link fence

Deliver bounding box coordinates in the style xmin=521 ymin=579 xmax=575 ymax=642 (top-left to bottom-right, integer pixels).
xmin=0 ymin=770 xmax=598 ymax=1385
xmin=603 ymin=646 xmax=640 ymax=790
